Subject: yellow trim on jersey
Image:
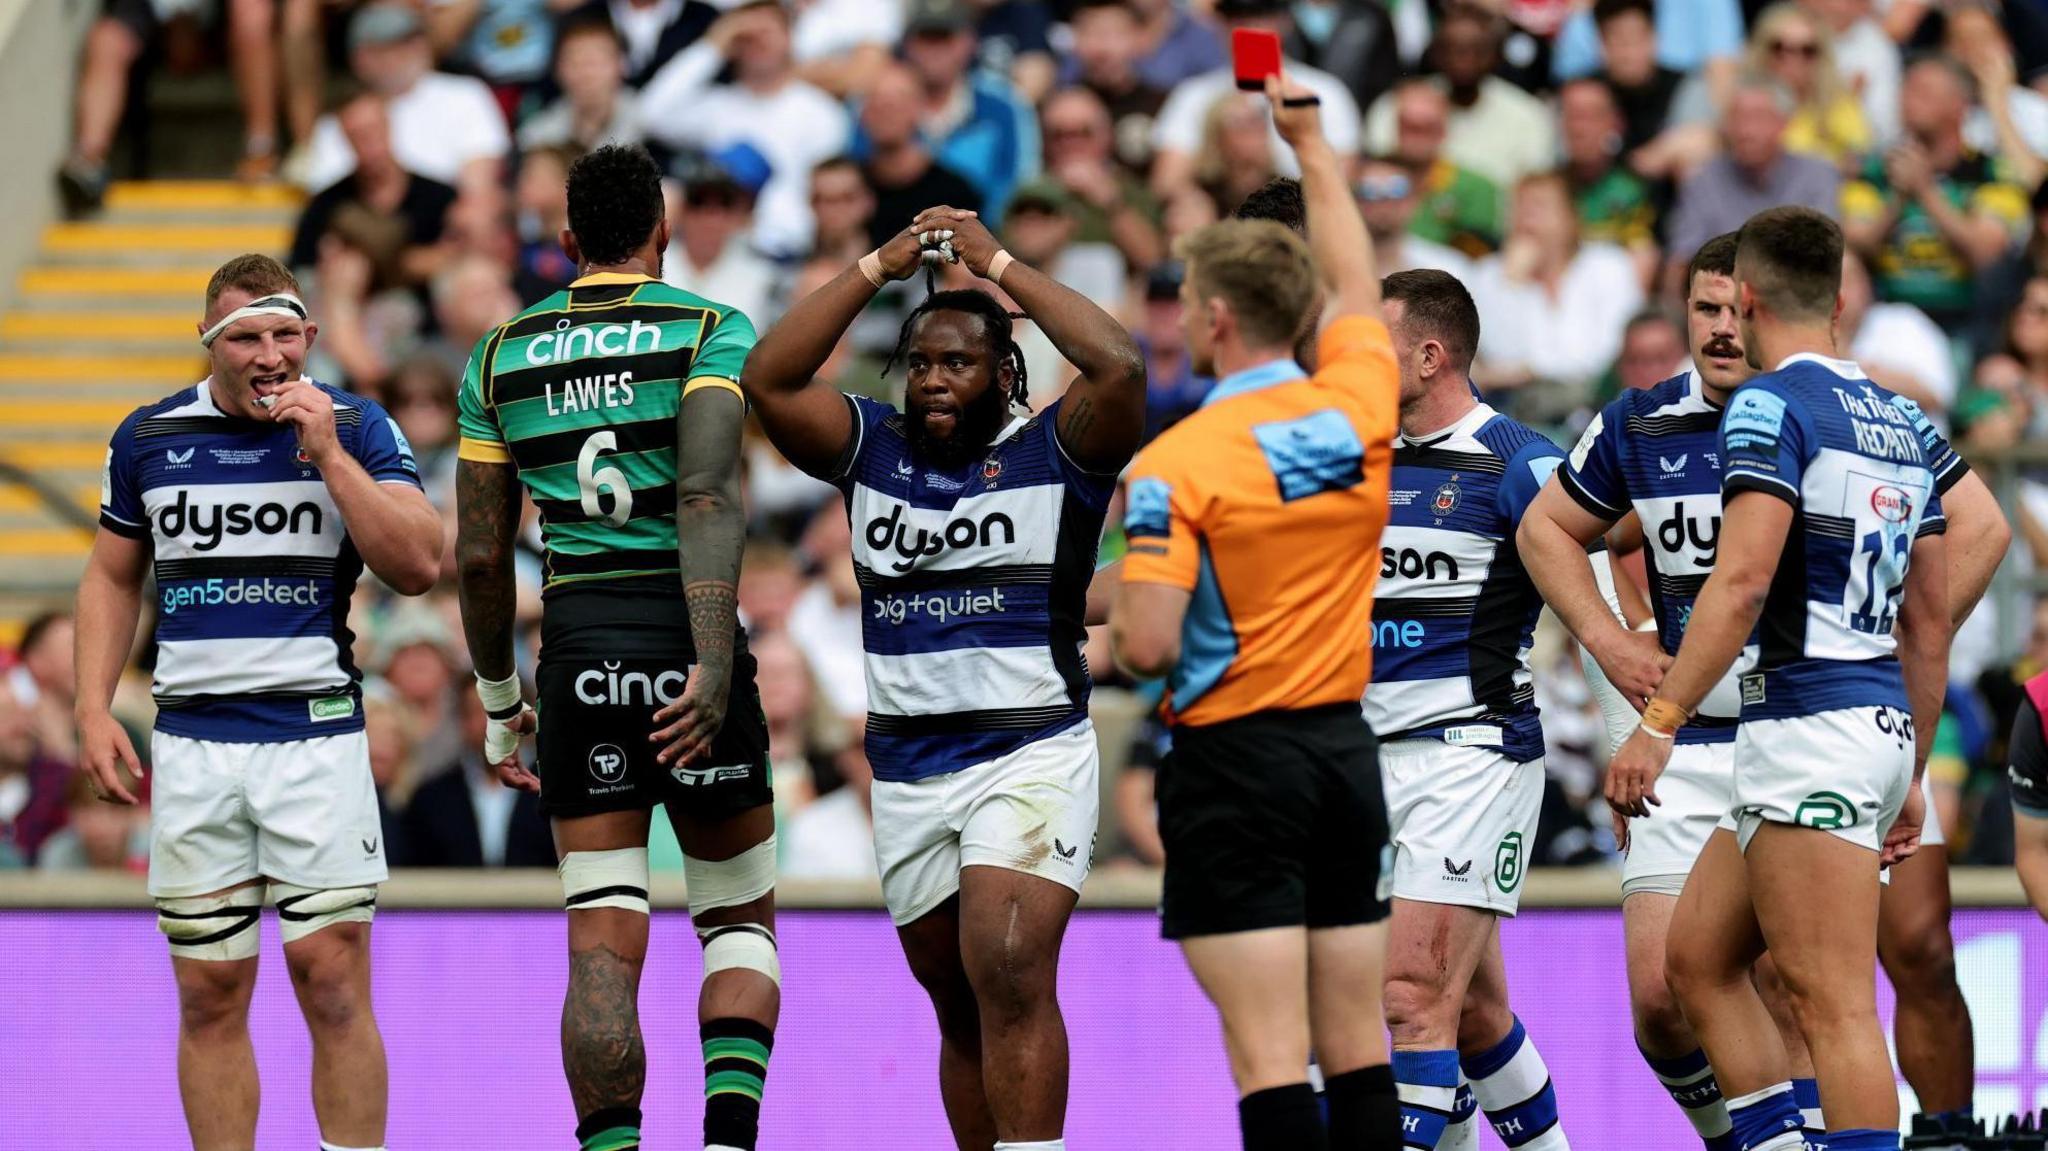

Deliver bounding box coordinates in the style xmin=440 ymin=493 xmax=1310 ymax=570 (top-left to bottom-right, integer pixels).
xmin=458 ymin=436 xmax=513 ymax=464
xmin=682 ymin=376 xmax=744 ymax=401
xmin=570 ymin=272 xmax=659 ymax=287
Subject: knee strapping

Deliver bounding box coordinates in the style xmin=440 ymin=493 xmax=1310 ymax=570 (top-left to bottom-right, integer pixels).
xmin=272 ymin=883 xmax=378 ymax=943
xmin=683 ymin=837 xmax=775 ymax=914
xmin=157 ymin=890 xmax=264 ymax=961
xmin=561 ymin=847 xmax=651 ymax=915
xmin=701 ymin=922 xmax=780 ymax=983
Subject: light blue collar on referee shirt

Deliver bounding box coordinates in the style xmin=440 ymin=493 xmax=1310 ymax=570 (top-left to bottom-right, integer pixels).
xmin=1201 ymin=358 xmax=1306 ymax=408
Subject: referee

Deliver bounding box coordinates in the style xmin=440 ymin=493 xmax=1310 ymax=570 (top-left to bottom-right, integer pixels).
xmin=1110 ymin=75 xmax=1401 ymax=1151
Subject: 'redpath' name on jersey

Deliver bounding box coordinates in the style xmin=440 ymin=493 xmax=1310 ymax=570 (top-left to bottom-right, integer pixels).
xmin=1832 ymin=386 xmax=1924 ymax=464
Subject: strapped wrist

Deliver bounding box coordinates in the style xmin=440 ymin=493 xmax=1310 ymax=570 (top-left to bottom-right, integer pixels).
xmin=1640 ymin=697 xmax=1690 ymax=738
xmin=474 ymin=671 xmax=524 ymax=719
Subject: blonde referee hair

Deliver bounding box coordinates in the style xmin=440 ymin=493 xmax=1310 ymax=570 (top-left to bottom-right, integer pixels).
xmin=1175 ymin=219 xmax=1319 ymax=351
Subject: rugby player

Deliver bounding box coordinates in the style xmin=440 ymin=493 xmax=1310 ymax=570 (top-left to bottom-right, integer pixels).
xmin=1522 ymin=233 xmax=2008 ymax=1147
xmin=76 ymin=253 xmax=441 ymax=1151
xmin=1112 ymin=78 xmax=1402 ymax=1151
xmin=454 ymin=144 xmax=778 ymax=1151
xmin=2012 ymin=669 xmax=2048 ymax=922
xmin=741 ymin=200 xmax=1145 ymax=1148
xmin=1355 ymin=268 xmax=1571 ymax=1151
xmin=1609 ymin=207 xmax=1951 ymax=1151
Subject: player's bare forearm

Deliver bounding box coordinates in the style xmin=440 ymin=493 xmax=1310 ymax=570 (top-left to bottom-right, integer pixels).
xmin=1660 ymin=491 xmax=1791 ymax=711
xmin=455 ymin=458 xmax=523 ymax=681
xmin=998 ymin=260 xmax=1146 ymax=469
xmin=73 ymin=530 xmax=146 ymax=717
xmin=739 ymin=262 xmax=875 ymax=475
xmin=1085 ymin=557 xmax=1123 ymax=627
xmin=1898 ymin=534 xmax=1951 ymax=781
xmin=1271 ymin=76 xmax=1377 ymax=318
xmin=675 ymin=389 xmax=747 ymax=696
xmin=1519 ymin=485 xmax=1626 ymax=653
xmin=320 ymin=451 xmax=441 ymax=594
xmin=1940 ymin=470 xmax=2010 ymax=626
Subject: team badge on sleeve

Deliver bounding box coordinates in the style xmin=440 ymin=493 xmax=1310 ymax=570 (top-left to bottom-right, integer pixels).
xmin=1723 ymin=390 xmax=1787 ymax=451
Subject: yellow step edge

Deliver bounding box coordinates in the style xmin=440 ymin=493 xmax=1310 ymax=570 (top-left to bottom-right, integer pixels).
xmin=106 ymin=181 xmax=306 ymax=211
xmin=3 ymin=444 xmax=120 ymax=468
xmin=0 ymin=354 xmax=201 ymax=381
xmin=19 ymin=267 xmax=215 ymax=296
xmin=3 ymin=400 xmax=141 ymax=426
xmin=0 ymin=485 xmax=99 ymax=513
xmin=0 ymin=622 xmax=24 ymax=647
xmin=0 ymin=527 xmax=93 ymax=555
xmin=43 ymin=223 xmax=291 ymax=254
xmin=2 ymin=313 xmax=196 ymax=340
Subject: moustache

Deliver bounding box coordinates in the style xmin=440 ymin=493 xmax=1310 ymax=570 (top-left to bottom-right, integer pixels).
xmin=1702 ymin=339 xmax=1742 ymax=359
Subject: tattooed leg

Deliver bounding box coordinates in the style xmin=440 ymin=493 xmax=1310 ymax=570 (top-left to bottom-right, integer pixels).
xmin=556 ymin=810 xmax=656 ymax=1147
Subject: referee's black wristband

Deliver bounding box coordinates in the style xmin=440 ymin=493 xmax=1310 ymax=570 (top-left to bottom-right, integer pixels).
xmin=1281 ymin=95 xmax=1321 ymax=108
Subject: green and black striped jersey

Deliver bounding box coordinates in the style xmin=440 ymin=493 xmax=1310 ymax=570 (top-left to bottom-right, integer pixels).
xmin=456 ymin=272 xmax=756 ymax=594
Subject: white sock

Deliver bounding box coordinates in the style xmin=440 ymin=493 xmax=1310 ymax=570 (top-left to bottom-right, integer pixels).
xmin=993 ymin=1142 xmax=1065 ymax=1150
xmin=319 ymin=1144 xmax=386 ymax=1151
xmin=1440 ymin=1077 xmax=1480 ymax=1150
xmin=1466 ymin=1018 xmax=1570 ymax=1149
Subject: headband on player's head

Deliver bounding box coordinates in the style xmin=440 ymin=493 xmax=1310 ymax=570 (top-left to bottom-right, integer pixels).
xmin=199 ymin=293 xmax=309 ymax=349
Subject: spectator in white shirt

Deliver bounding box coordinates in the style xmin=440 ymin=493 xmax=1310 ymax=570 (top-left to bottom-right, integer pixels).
xmin=1354 ymin=155 xmax=1476 ymax=279
xmin=1471 ymin=172 xmax=1645 ymax=414
xmin=641 ymin=0 xmax=852 ymax=256
xmin=1839 ymin=249 xmax=1958 ymax=415
xmin=792 ymin=0 xmax=907 ymax=98
xmin=1363 ymin=5 xmax=1557 ymax=189
xmin=661 ymin=159 xmax=779 ymax=326
xmin=1148 ymin=0 xmax=1362 ymax=199
xmin=578 ymin=0 xmax=720 ymax=86
xmin=301 ymin=4 xmax=511 ymax=195
xmin=517 ymin=10 xmax=646 ymax=153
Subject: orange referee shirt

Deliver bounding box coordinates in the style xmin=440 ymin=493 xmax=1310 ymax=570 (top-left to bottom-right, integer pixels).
xmin=1121 ymin=315 xmax=1399 ymax=727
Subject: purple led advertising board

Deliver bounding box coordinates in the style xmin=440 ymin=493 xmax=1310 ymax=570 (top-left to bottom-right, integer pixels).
xmin=4 ymin=910 xmax=2044 ymax=1146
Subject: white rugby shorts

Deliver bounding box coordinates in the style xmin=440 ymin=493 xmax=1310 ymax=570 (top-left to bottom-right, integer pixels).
xmin=871 ymin=720 xmax=1099 ymax=927
xmin=1727 ymin=706 xmax=1916 ymax=856
xmin=1621 ymin=741 xmax=1736 ymax=898
xmin=148 ymin=730 xmax=387 ymax=898
xmin=1381 ymin=739 xmax=1543 ymax=916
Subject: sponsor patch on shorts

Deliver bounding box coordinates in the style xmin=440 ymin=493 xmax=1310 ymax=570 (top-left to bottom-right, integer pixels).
xmin=309 ymin=695 xmax=356 ymax=722
xmin=1443 ymin=725 xmax=1503 ymax=748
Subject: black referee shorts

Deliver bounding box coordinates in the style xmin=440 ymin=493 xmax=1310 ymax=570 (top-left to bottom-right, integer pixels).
xmin=1158 ymin=702 xmax=1389 ymax=940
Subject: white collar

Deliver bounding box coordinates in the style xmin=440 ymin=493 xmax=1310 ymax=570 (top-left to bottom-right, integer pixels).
xmin=1397 ymin=400 xmax=1493 ymax=447
xmin=1774 ymin=351 xmax=1867 ymax=379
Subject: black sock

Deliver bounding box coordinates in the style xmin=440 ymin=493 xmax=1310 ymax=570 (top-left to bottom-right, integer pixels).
xmin=1325 ymin=1064 xmax=1401 ymax=1149
xmin=703 ymin=1016 xmax=774 ymax=1150
xmin=1241 ymin=1082 xmax=1330 ymax=1151
xmin=575 ymin=1105 xmax=641 ymax=1150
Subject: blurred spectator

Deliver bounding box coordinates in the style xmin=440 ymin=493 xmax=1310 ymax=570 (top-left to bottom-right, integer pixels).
xmin=1192 ymin=92 xmax=1282 ymax=216
xmin=857 ymin=62 xmax=985 ymax=246
xmin=385 ymin=355 xmax=465 ymax=492
xmin=1837 ymin=249 xmax=1957 ymax=413
xmin=1841 ymin=54 xmax=2028 ymax=332
xmin=1947 ymin=4 xmax=2046 ymax=190
xmin=1805 ymin=0 xmax=1899 ymax=147
xmin=513 ymin=146 xmax=579 ymax=303
xmin=1150 ymin=0 xmax=1361 ymax=198
xmin=662 ymin=162 xmax=778 ymax=325
xmin=429 ymin=255 xmax=525 ymax=376
xmin=403 ymin=692 xmax=555 ymax=867
xmin=1364 ymin=6 xmax=1556 ymax=190
xmin=1124 ymin=0 xmax=1230 ymax=91
xmin=780 ymin=744 xmax=876 ymax=879
xmin=1471 ymin=173 xmax=1646 ymax=416
xmin=1002 ymin=182 xmax=1128 ymax=308
xmin=1590 ymin=0 xmax=1687 ymax=156
xmin=1956 ymin=351 xmax=2033 ymax=455
xmin=790 ymin=0 xmax=910 ymax=99
xmin=34 ymin=770 xmax=146 ymax=873
xmin=1282 ymin=0 xmax=1401 ymax=115
xmin=808 ymin=156 xmax=879 ymax=265
xmin=8 ymin=611 xmax=77 ymax=768
xmin=1040 ymin=87 xmax=1166 ymax=270
xmin=791 ymin=507 xmax=867 ymax=722
xmin=373 ymin=605 xmax=465 ymax=772
xmin=302 ymin=4 xmax=513 ymax=194
xmin=1135 ymin=261 xmax=1213 ymax=440
xmin=1991 ymin=275 xmax=2048 ymax=437
xmin=518 ymin=10 xmax=646 ymax=153
xmin=1384 ymin=79 xmax=1502 ymax=258
xmin=0 ymin=677 xmax=70 ymax=867
xmin=1552 ymin=0 xmax=1745 ymax=96
xmin=1890 ymin=0 xmax=2048 ymax=88
xmin=1058 ymin=0 xmax=1170 ymax=173
xmin=289 ymin=91 xmax=457 ymax=295
xmin=642 ymin=0 xmax=852 ymax=256
xmin=424 ymin=0 xmax=571 ymax=97
xmin=1557 ymin=77 xmax=1659 ymax=283
xmin=974 ymin=0 xmax=1059 ymax=105
xmin=1665 ymin=75 xmax=1840 ymax=293
xmin=1745 ymin=3 xmax=1871 ymax=167
xmin=573 ymin=0 xmax=719 ymax=87
xmin=752 ymin=630 xmax=827 ymax=818
xmin=881 ymin=0 xmax=1041 ymax=219
xmin=1353 ymin=155 xmax=1476 ymax=278
xmin=738 ymin=541 xmax=811 ymax=634
xmin=1609 ymin=310 xmax=1688 ymax=396
xmin=363 ymin=689 xmax=418 ymax=866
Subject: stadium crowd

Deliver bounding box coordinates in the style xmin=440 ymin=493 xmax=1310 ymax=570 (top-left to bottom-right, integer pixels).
xmin=14 ymin=0 xmax=2048 ymax=879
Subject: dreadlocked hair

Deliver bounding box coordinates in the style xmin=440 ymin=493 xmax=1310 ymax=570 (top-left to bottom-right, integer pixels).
xmin=882 ymin=288 xmax=1031 ymax=409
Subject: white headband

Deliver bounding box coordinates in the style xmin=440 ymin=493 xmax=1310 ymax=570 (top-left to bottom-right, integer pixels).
xmin=199 ymin=293 xmax=309 ymax=349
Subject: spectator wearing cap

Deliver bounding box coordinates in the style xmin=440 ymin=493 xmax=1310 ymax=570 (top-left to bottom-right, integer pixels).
xmin=661 ymin=155 xmax=779 ymax=325
xmin=571 ymin=0 xmax=719 ymax=87
xmin=1353 ymin=155 xmax=1475 ymax=279
xmin=1135 ymin=261 xmax=1215 ymax=440
xmin=1040 ymin=86 xmax=1165 ymax=270
xmin=1841 ymin=53 xmax=2028 ymax=333
xmin=1838 ymin=249 xmax=1958 ymax=414
xmin=642 ymin=0 xmax=851 ymax=257
xmin=403 ymin=691 xmax=556 ymax=868
xmin=300 ymin=3 xmax=512 ymax=195
xmin=1663 ymin=74 xmax=1840 ymax=294
xmin=1558 ymin=77 xmax=1659 ymax=284
xmin=1003 ymin=180 xmax=1129 ymax=310
xmin=855 ymin=62 xmax=984 ymax=247
xmin=875 ymin=0 xmax=1041 ymax=220
xmin=1552 ymin=0 xmax=1745 ymax=98
xmin=1151 ymin=0 xmax=1360 ymax=201
xmin=1058 ymin=0 xmax=1170 ymax=172
xmin=1381 ymin=78 xmax=1502 ymax=257
xmin=1363 ymin=5 xmax=1554 ymax=189
xmin=517 ymin=11 xmax=647 ymax=154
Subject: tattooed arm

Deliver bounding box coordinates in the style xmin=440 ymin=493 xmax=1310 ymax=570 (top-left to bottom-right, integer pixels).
xmin=652 ymin=386 xmax=748 ymax=767
xmin=456 ymin=458 xmax=524 ymax=680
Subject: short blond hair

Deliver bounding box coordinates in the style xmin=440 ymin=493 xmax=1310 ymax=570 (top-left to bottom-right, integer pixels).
xmin=205 ymin=253 xmax=300 ymax=311
xmin=1175 ymin=219 xmax=1317 ymax=350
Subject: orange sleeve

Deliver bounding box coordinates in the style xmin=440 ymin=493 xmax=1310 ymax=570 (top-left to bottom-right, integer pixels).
xmin=1120 ymin=441 xmax=1202 ymax=591
xmin=1316 ymin=315 xmax=1400 ymax=440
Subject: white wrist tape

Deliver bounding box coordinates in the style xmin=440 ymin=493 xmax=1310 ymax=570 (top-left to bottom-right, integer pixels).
xmin=475 ymin=671 xmax=523 ymax=716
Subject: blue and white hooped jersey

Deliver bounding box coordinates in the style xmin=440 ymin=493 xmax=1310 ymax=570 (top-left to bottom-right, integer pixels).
xmin=1361 ymin=403 xmax=1564 ymax=763
xmin=99 ymin=379 xmax=421 ymax=742
xmin=832 ymin=394 xmax=1116 ymax=783
xmin=1719 ymin=354 xmax=1949 ymax=722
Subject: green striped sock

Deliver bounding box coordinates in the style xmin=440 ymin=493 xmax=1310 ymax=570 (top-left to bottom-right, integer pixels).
xmin=576 ymin=1105 xmax=640 ymax=1150
xmin=703 ymin=1017 xmax=774 ymax=1150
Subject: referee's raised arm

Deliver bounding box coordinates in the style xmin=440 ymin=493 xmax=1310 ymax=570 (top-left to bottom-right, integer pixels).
xmin=1266 ymin=73 xmax=1379 ymax=321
